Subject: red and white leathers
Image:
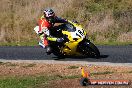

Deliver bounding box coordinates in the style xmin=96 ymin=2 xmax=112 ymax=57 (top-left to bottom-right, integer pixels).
xmin=38 ymin=17 xmax=51 ymax=47
xmin=38 ymin=16 xmax=67 ymax=48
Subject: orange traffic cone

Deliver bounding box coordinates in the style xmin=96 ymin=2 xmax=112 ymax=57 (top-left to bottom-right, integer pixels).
xmin=80 ymin=67 xmax=90 ymax=78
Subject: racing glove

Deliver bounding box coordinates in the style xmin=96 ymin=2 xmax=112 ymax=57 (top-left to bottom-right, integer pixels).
xmin=56 ymin=38 xmax=64 ymax=42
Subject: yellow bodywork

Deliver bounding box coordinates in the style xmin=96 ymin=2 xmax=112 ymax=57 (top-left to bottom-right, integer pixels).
xmin=61 ymin=21 xmax=87 ymax=56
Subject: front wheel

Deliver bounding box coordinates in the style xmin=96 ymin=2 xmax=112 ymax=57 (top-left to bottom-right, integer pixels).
xmin=78 ymin=40 xmax=100 ymax=58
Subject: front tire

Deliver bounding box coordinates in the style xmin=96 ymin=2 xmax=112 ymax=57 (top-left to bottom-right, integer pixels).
xmin=78 ymin=40 xmax=100 ymax=58
xmin=87 ymin=42 xmax=100 ymax=58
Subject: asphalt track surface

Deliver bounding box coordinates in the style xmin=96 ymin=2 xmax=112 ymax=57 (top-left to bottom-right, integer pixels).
xmin=0 ymin=45 xmax=132 ymax=66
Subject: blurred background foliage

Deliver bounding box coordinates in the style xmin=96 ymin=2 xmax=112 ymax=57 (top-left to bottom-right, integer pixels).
xmin=0 ymin=0 xmax=132 ymax=45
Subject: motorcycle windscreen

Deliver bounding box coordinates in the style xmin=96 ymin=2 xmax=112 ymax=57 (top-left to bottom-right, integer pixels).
xmin=62 ymin=23 xmax=86 ymax=39
xmin=64 ymin=24 xmax=76 ymax=32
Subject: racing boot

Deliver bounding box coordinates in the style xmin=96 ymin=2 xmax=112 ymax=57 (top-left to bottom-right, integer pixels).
xmin=46 ymin=46 xmax=52 ymax=55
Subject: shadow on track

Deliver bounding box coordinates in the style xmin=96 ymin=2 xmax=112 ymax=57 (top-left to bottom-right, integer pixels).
xmin=52 ymin=55 xmax=109 ymax=60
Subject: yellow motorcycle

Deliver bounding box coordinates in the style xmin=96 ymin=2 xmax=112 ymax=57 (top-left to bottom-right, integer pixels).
xmin=48 ymin=20 xmax=100 ymax=58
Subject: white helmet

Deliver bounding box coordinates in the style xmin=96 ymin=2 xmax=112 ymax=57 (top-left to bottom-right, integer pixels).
xmin=43 ymin=8 xmax=55 ymax=18
xmin=43 ymin=8 xmax=55 ymax=23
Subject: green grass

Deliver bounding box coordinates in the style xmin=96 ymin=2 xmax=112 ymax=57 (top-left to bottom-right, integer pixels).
xmin=0 ymin=75 xmax=81 ymax=88
xmin=0 ymin=70 xmax=115 ymax=88
xmin=62 ymin=75 xmax=81 ymax=79
xmin=6 ymin=63 xmax=18 ymax=67
xmin=0 ymin=41 xmax=131 ymax=46
xmin=0 ymin=75 xmax=59 ymax=88
xmin=0 ymin=76 xmax=51 ymax=88
xmin=94 ymin=41 xmax=132 ymax=46
xmin=127 ymin=71 xmax=132 ymax=73
xmin=0 ymin=62 xmax=4 ymax=65
xmin=68 ymin=66 xmax=79 ymax=69
xmin=91 ymin=71 xmax=114 ymax=75
xmin=0 ymin=62 xmax=18 ymax=67
xmin=22 ymin=63 xmax=36 ymax=68
xmin=0 ymin=62 xmax=19 ymax=66
xmin=0 ymin=40 xmax=38 ymax=46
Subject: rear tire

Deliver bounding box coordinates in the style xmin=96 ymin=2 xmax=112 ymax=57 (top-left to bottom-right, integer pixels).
xmin=52 ymin=46 xmax=65 ymax=58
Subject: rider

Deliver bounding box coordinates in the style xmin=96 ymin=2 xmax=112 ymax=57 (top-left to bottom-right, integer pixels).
xmin=37 ymin=8 xmax=68 ymax=55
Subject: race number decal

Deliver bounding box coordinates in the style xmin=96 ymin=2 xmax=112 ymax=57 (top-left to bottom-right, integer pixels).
xmin=70 ymin=27 xmax=85 ymax=39
xmin=76 ymin=28 xmax=85 ymax=38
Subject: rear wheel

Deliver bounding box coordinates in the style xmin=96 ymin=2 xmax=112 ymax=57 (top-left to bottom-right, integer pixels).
xmin=51 ymin=43 xmax=65 ymax=58
xmin=52 ymin=47 xmax=64 ymax=57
